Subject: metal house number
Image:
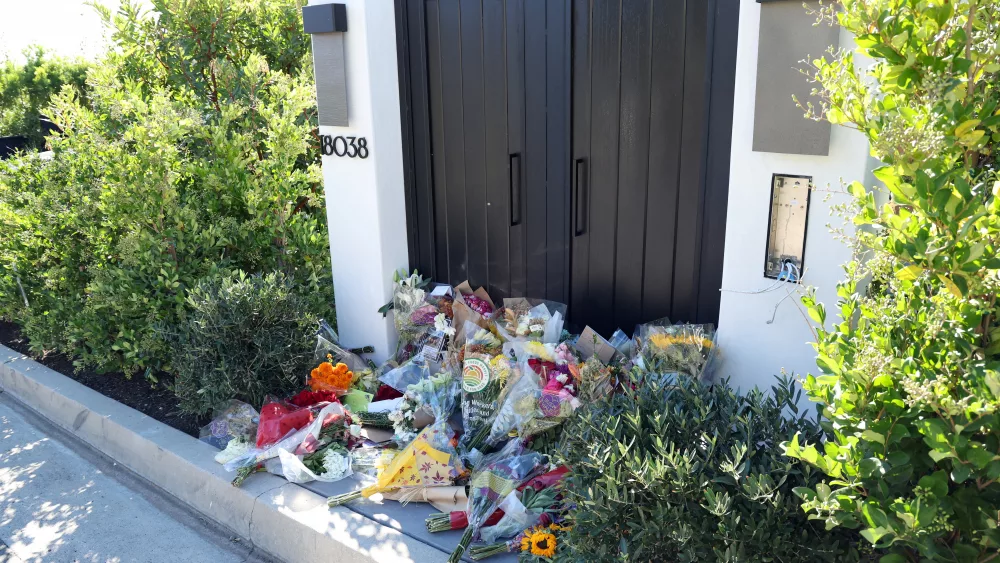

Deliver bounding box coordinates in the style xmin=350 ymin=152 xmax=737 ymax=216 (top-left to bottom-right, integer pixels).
xmin=320 ymin=135 xmax=370 ymax=159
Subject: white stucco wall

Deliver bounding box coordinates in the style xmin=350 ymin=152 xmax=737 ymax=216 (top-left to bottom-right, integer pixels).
xmin=715 ymin=0 xmax=871 ymax=395
xmin=310 ymin=0 xmax=410 ymax=363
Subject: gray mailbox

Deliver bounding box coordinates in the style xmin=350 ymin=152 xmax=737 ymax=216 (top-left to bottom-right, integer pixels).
xmin=302 ymin=3 xmax=349 ymax=127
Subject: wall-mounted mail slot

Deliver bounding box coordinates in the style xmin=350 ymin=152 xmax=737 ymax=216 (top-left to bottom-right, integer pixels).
xmin=764 ymin=173 xmax=812 ymax=281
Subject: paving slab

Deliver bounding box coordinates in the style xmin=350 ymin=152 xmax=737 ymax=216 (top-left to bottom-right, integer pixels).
xmin=0 ymin=395 xmax=263 ymax=563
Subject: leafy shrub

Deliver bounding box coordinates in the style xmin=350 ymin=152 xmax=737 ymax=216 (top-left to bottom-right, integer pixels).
xmin=166 ymin=271 xmax=316 ymax=416
xmin=784 ymin=1 xmax=1000 ymax=560
xmin=553 ymin=373 xmax=873 ymax=562
xmin=0 ymin=47 xmax=89 ymax=145
xmin=0 ymin=0 xmax=332 ymax=375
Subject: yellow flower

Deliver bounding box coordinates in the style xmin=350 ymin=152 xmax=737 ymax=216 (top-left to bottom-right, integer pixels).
xmin=520 ymin=534 xmax=532 ymax=553
xmin=529 ymin=531 xmax=557 ymax=557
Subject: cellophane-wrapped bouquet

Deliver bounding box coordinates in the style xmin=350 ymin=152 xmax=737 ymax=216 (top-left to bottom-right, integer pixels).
xmin=311 ymin=320 xmax=376 ymax=394
xmin=390 ymin=270 xmax=440 ymax=363
xmin=494 ymin=299 xmax=566 ymax=343
xmin=426 ymin=464 xmax=568 ymax=540
xmin=634 ymin=319 xmax=718 ymax=380
xmin=447 ymin=440 xmax=548 ymax=562
xmin=388 ymin=367 xmax=453 ymax=445
xmin=467 ymin=466 xmax=570 ymax=559
xmin=484 ymin=342 xmax=581 ymax=446
xmin=224 ymin=401 xmax=352 ymax=486
xmin=327 ymin=371 xmax=467 ymax=507
xmin=459 ymin=321 xmax=512 ymax=453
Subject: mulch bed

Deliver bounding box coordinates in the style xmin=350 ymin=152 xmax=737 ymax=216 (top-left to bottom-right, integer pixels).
xmin=0 ymin=320 xmax=205 ymax=437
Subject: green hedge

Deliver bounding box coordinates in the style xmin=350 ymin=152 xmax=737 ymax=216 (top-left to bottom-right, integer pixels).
xmin=554 ymin=373 xmax=875 ymax=562
xmin=0 ymin=47 xmax=89 ymax=145
xmin=0 ymin=0 xmax=332 ymax=376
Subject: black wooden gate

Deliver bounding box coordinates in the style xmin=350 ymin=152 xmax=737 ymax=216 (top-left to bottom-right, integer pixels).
xmin=396 ymin=0 xmax=738 ymax=334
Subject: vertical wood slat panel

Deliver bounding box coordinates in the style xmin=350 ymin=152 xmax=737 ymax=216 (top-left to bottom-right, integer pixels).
xmin=523 ymin=1 xmax=548 ymax=299
xmin=460 ymin=0 xmax=489 ymax=289
xmin=587 ymin=0 xmax=623 ymax=335
xmin=506 ymin=0 xmax=526 ymax=298
xmin=425 ymin=0 xmax=452 ymax=281
xmin=438 ymin=0 xmax=469 ymax=283
xmin=641 ymin=0 xmax=686 ymax=322
xmin=396 ymin=0 xmax=419 ymax=271
xmin=697 ymin=0 xmax=739 ymax=325
xmin=403 ymin=0 xmax=438 ymax=279
xmin=671 ymin=0 xmax=710 ymax=323
xmin=483 ymin=0 xmax=511 ymax=301
xmin=545 ymin=0 xmax=571 ymax=304
xmin=569 ymin=0 xmax=593 ymax=329
xmin=613 ymin=0 xmax=652 ymax=330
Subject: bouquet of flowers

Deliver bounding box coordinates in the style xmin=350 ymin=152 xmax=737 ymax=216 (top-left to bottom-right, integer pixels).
xmin=459 ymin=322 xmax=513 ymax=453
xmin=389 ymin=270 xmax=440 ymax=362
xmin=446 ymin=441 xmax=548 ymax=563
xmin=312 ymin=320 xmax=373 ymax=394
xmin=326 ymin=422 xmax=465 ymax=506
xmin=484 ymin=342 xmax=580 ymax=445
xmin=388 ymin=368 xmax=452 ymax=444
xmin=634 ymin=320 xmax=718 ymax=379
xmin=426 ymin=465 xmax=568 ymax=536
xmin=471 ymin=522 xmax=571 ymax=561
xmin=224 ymin=402 xmax=351 ymax=486
xmin=576 ymin=355 xmax=616 ymax=402
xmin=327 ymin=373 xmax=466 ymax=506
xmin=450 ymin=281 xmax=496 ymax=349
xmin=199 ymin=400 xmax=258 ymax=450
xmin=301 ymin=441 xmax=353 ymax=482
xmin=494 ymin=299 xmax=566 ymax=343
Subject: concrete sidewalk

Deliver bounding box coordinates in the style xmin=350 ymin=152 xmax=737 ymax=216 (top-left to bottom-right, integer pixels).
xmin=0 ymin=393 xmax=274 ymax=563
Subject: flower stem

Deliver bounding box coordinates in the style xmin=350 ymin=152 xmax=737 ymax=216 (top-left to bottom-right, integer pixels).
xmin=327 ymin=490 xmax=363 ymax=507
xmin=447 ymin=528 xmax=474 ymax=563
xmin=468 ymin=542 xmax=512 ymax=560
xmin=231 ymin=465 xmax=260 ymax=487
xmin=425 ymin=513 xmax=454 ymax=533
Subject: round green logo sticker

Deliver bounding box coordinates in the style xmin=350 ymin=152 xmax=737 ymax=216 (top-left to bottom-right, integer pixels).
xmin=462 ymin=358 xmax=491 ymax=393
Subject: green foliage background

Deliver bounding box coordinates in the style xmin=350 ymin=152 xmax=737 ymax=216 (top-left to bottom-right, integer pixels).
xmin=553 ymin=373 xmax=874 ymax=563
xmin=784 ymin=1 xmax=1000 ymax=561
xmin=0 ymin=0 xmax=333 ymax=376
xmin=0 ymin=47 xmax=89 ymax=145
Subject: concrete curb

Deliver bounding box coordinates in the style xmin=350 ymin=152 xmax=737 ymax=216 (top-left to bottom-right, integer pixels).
xmin=0 ymin=344 xmax=446 ymax=563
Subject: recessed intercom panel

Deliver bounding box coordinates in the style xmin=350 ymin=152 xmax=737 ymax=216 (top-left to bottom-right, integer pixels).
xmin=764 ymin=173 xmax=812 ymax=282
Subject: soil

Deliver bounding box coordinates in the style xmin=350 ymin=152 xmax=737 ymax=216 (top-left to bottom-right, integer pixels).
xmin=0 ymin=320 xmax=205 ymax=437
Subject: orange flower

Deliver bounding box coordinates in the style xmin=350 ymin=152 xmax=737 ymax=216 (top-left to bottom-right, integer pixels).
xmin=309 ymin=361 xmax=353 ymax=392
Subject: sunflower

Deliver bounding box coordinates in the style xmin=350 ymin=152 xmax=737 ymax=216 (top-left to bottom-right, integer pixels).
xmin=528 ymin=530 xmax=557 ymax=557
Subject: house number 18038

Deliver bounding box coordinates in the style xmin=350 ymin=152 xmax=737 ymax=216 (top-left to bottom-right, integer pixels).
xmin=320 ymin=135 xmax=369 ymax=159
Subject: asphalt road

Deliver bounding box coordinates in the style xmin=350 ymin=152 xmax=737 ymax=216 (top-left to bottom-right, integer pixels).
xmin=0 ymin=392 xmax=276 ymax=563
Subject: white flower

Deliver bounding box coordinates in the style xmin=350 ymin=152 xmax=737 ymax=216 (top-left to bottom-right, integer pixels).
xmin=530 ymin=324 xmax=544 ymax=333
xmin=214 ymin=438 xmax=251 ymax=465
xmin=349 ymin=424 xmax=362 ymax=437
xmin=319 ymin=449 xmax=352 ymax=481
xmin=570 ymin=398 xmax=582 ymax=410
xmin=556 ymin=374 xmax=569 ymax=384
xmin=565 ymin=384 xmax=575 ymax=394
xmin=433 ymin=313 xmax=456 ymax=337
